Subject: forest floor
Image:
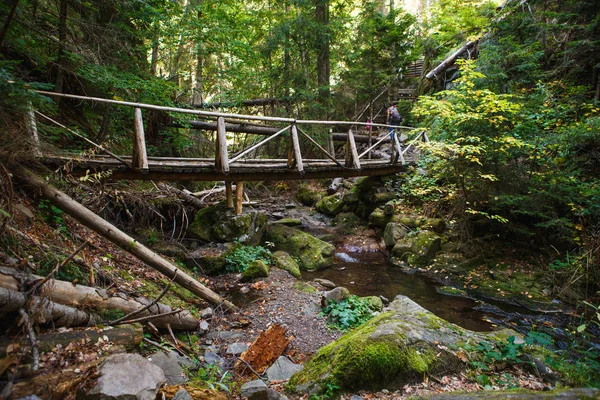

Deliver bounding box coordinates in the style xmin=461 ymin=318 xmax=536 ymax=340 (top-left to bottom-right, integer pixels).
xmin=0 ymin=181 xmax=591 ymax=399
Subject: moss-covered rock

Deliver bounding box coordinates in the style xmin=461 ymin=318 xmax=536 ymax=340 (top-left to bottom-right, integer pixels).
xmin=362 ymin=296 xmax=383 ymax=312
xmin=406 ymin=230 xmax=441 ymax=267
xmin=315 ymin=194 xmax=344 ymax=216
xmin=266 ymin=224 xmax=335 ymax=271
xmin=272 ymin=218 xmax=303 ymax=227
xmin=383 ymin=223 xmax=408 ymax=248
xmin=368 ymin=208 xmax=394 ymax=227
xmin=272 ymin=250 xmax=301 ymax=278
xmin=185 ymin=243 xmax=236 ymax=275
xmin=186 ymin=205 xmax=224 ymax=242
xmin=186 ymin=205 xmax=267 ymax=245
xmin=293 ymin=281 xmax=317 ymax=293
xmin=436 ymin=286 xmax=468 ymax=297
xmin=296 ymin=185 xmax=325 ymax=206
xmin=287 ymin=296 xmax=514 ymax=395
xmin=240 ymin=260 xmax=270 ymax=282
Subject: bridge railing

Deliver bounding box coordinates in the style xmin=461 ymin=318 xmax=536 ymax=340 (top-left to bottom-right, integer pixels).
xmin=32 ymin=90 xmax=424 ymax=176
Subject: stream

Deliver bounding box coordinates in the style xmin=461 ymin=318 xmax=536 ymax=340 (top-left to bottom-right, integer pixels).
xmin=305 ymin=250 xmax=498 ymax=332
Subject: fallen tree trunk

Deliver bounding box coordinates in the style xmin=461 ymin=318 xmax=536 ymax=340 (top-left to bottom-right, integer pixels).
xmin=158 ymin=183 xmax=204 ymax=209
xmin=0 ymin=323 xmax=143 ymax=357
xmin=0 ymin=286 xmax=97 ymax=327
xmin=18 ymin=172 xmax=238 ymax=312
xmin=0 ymin=267 xmax=200 ymax=330
xmin=425 ymin=40 xmax=478 ymax=80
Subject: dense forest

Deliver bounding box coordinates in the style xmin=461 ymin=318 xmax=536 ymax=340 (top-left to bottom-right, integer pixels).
xmin=1 ymin=0 xmax=600 ymax=398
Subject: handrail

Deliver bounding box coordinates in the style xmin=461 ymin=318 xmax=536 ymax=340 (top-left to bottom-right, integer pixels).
xmin=34 ymin=90 xmax=416 ymax=130
xmin=400 ymin=130 xmax=426 ymax=158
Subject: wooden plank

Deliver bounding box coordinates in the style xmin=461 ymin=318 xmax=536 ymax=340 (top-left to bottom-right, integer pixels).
xmin=347 ymin=129 xmax=361 ymax=170
xmin=215 ymin=116 xmax=230 ymax=174
xmin=235 ymin=181 xmax=244 ymax=215
xmin=226 ymin=181 xmax=233 ymax=208
xmin=133 ymin=108 xmax=149 ymax=171
xmin=290 ymin=125 xmax=304 ymax=174
xmin=235 ymin=324 xmax=290 ymax=376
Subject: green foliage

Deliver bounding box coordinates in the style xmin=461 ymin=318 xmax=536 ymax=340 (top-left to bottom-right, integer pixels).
xmin=308 ymin=383 xmax=340 ymax=400
xmin=188 ymin=363 xmax=235 ymax=393
xmin=320 ymin=295 xmax=375 ymax=331
xmin=37 ymin=200 xmax=67 ymax=234
xmin=224 ymin=244 xmax=271 ymax=273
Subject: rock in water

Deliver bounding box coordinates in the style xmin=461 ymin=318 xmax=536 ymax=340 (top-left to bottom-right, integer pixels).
xmin=266 ymin=356 xmax=303 ymax=382
xmin=313 ymin=278 xmax=336 ymax=289
xmin=321 ymin=287 xmax=350 ymax=307
xmin=288 ymin=295 xmax=522 ymax=394
xmin=266 ymin=224 xmax=335 ymax=271
xmin=87 ymin=354 xmax=166 ymax=400
xmin=315 ymin=194 xmax=344 ymax=216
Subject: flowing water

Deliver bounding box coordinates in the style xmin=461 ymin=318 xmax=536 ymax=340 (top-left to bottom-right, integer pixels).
xmin=305 ymin=250 xmax=498 ymax=332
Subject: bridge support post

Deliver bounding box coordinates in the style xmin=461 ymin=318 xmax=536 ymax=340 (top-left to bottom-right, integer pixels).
xmin=133 ymin=108 xmax=149 ymax=172
xmin=344 ymin=129 xmax=361 ymax=170
xmin=287 ymin=125 xmax=304 ymax=174
xmin=215 ymin=117 xmax=229 ymax=174
xmin=226 ymin=181 xmax=233 ymax=209
xmin=235 ymin=181 xmax=244 ymax=215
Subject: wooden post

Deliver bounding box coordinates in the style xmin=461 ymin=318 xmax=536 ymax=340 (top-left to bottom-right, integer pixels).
xmin=346 ymin=129 xmax=361 ymax=170
xmin=394 ymin=131 xmax=405 ymax=165
xmin=226 ymin=181 xmax=233 ymax=209
xmin=328 ymin=132 xmax=335 ymax=157
xmin=133 ymin=108 xmax=149 ymax=172
xmin=26 ymin=102 xmax=41 ymax=157
xmin=290 ymin=125 xmax=304 ymax=174
xmin=215 ymin=117 xmax=229 ymax=174
xmin=235 ymin=181 xmax=244 ymax=215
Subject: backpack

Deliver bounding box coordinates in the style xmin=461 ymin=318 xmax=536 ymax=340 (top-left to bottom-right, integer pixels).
xmin=390 ymin=107 xmax=402 ymax=123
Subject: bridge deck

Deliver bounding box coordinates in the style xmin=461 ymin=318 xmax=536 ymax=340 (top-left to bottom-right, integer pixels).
xmin=44 ymin=154 xmax=414 ymax=181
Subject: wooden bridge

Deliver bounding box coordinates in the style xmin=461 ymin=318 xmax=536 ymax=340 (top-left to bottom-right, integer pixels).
xmin=31 ymin=91 xmax=429 ymax=213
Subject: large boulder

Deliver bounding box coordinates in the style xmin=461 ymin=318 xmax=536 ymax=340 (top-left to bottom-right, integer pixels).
xmin=241 ymin=260 xmax=270 ymax=282
xmin=321 ymin=287 xmax=350 ymax=307
xmin=296 ymin=185 xmax=325 ymax=206
xmin=266 ymin=224 xmax=335 ymax=271
xmin=272 ymin=251 xmax=301 ymax=278
xmin=391 ymin=230 xmax=441 ymax=267
xmin=315 ymin=194 xmax=344 ymax=216
xmin=148 ymin=351 xmax=188 ymax=385
xmin=187 ymin=205 xmax=267 ymax=245
xmin=266 ymin=356 xmax=304 ymax=382
xmin=383 ymin=223 xmax=408 ymax=248
xmin=87 ymin=354 xmax=166 ymax=400
xmin=287 ymin=296 xmax=515 ymax=395
xmin=406 ymin=230 xmax=441 ymax=267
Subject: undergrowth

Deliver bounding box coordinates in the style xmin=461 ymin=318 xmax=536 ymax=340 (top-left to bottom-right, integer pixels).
xmin=224 ymin=244 xmax=272 ymax=273
xmin=320 ymin=295 xmax=375 ymax=331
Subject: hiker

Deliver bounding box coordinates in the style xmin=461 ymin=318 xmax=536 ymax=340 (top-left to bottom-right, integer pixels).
xmin=366 ymin=118 xmax=372 ymax=135
xmin=387 ymin=102 xmax=402 ymax=136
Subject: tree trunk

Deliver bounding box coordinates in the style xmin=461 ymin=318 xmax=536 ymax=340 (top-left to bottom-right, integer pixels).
xmin=0 ymin=0 xmax=21 ymax=48
xmin=315 ymin=0 xmax=330 ymax=116
xmin=425 ymin=40 xmax=478 ymax=80
xmin=0 ymin=266 xmax=200 ymax=330
xmin=0 ymin=324 xmax=143 ymax=357
xmin=0 ymin=286 xmax=97 ymax=327
xmin=55 ymin=0 xmax=68 ymax=93
xmin=18 ymin=172 xmax=238 ymax=312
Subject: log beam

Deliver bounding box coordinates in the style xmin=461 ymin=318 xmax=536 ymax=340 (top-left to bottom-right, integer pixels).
xmin=18 ymin=173 xmax=238 ymax=312
xmin=215 ymin=117 xmax=230 ymax=174
xmin=226 ymin=181 xmax=233 ymax=208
